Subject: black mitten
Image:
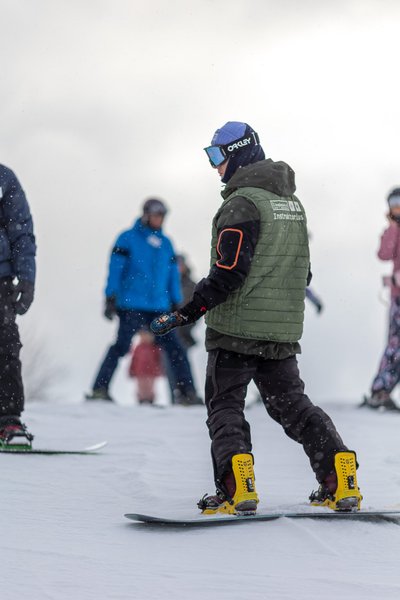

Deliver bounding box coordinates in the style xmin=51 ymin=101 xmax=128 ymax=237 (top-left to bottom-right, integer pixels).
xmin=13 ymin=280 xmax=35 ymax=315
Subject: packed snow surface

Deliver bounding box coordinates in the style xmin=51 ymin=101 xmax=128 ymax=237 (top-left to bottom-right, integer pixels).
xmin=2 ymin=396 xmax=400 ymax=600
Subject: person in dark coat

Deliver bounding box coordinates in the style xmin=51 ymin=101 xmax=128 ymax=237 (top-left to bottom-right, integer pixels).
xmin=0 ymin=164 xmax=36 ymax=446
xmin=86 ymin=198 xmax=201 ymax=405
xmin=150 ymin=121 xmax=362 ymax=515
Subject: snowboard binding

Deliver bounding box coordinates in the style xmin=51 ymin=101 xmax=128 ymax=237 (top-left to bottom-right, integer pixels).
xmin=198 ymin=453 xmax=259 ymax=516
xmin=310 ymin=451 xmax=362 ymax=511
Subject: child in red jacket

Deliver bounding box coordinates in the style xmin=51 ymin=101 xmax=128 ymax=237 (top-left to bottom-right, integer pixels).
xmin=129 ymin=330 xmax=164 ymax=404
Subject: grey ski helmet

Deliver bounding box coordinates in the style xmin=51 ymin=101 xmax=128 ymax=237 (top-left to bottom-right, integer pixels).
xmin=142 ymin=198 xmax=168 ymax=216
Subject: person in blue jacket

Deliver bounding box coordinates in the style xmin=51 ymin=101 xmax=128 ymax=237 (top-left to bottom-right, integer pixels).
xmin=87 ymin=198 xmax=202 ymax=405
xmin=0 ymin=164 xmax=36 ymax=446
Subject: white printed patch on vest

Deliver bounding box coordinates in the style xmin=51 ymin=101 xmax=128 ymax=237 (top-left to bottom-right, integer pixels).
xmin=270 ymin=199 xmax=302 ymax=213
xmin=270 ymin=199 xmax=290 ymax=212
xmin=270 ymin=198 xmax=304 ymax=220
xmin=273 ymin=212 xmax=304 ymax=221
xmin=0 ymin=187 xmax=2 ymax=198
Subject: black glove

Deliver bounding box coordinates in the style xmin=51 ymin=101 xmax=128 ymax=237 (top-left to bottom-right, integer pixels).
xmin=151 ymin=296 xmax=208 ymax=336
xmin=150 ymin=311 xmax=187 ymax=336
xmin=315 ymin=301 xmax=323 ymax=314
xmin=12 ymin=280 xmax=34 ymax=315
xmin=104 ymin=296 xmax=117 ymax=320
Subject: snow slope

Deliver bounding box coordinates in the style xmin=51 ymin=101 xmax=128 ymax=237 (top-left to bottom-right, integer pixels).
xmin=1 ymin=397 xmax=400 ymax=600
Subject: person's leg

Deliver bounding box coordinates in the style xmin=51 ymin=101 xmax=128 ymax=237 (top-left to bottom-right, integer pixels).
xmin=160 ymin=349 xmax=176 ymax=404
xmin=205 ymin=349 xmax=256 ymax=486
xmin=255 ymin=355 xmax=347 ymax=484
xmin=137 ymin=376 xmax=155 ymax=404
xmin=370 ymin=300 xmax=400 ymax=400
xmin=0 ymin=278 xmax=24 ymax=419
xmin=156 ymin=328 xmax=198 ymax=400
xmin=0 ymin=278 xmax=33 ymax=444
xmin=92 ymin=311 xmax=143 ymax=391
xmin=198 ymin=349 xmax=259 ymax=514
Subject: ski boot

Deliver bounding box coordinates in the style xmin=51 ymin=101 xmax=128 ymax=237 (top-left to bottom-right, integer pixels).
xmin=310 ymin=451 xmax=362 ymax=511
xmin=173 ymin=389 xmax=203 ymax=406
xmin=0 ymin=418 xmax=34 ymax=449
xmin=198 ymin=453 xmax=259 ymax=515
xmin=361 ymin=390 xmax=399 ymax=411
xmin=85 ymin=388 xmax=114 ymax=402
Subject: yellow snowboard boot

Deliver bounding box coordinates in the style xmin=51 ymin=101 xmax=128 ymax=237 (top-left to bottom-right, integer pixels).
xmin=198 ymin=453 xmax=259 ymax=515
xmin=310 ymin=451 xmax=362 ymax=511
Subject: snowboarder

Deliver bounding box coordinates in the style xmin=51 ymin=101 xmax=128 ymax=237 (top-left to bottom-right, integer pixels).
xmin=128 ymin=329 xmax=164 ymax=405
xmin=151 ymin=121 xmax=362 ymax=514
xmin=363 ymin=188 xmax=400 ymax=410
xmin=0 ymin=164 xmax=36 ymax=447
xmin=86 ymin=198 xmax=202 ymax=406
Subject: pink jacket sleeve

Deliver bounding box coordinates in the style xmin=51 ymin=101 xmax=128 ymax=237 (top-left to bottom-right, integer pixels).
xmin=378 ymin=224 xmax=400 ymax=261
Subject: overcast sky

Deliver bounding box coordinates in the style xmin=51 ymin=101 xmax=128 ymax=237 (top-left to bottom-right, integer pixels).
xmin=2 ymin=0 xmax=400 ymax=402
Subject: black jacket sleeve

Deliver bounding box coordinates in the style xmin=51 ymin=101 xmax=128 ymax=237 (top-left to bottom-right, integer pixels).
xmin=180 ymin=196 xmax=260 ymax=323
xmin=0 ymin=165 xmax=36 ymax=283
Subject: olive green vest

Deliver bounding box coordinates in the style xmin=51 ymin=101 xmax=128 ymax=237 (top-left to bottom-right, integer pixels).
xmin=205 ymin=187 xmax=310 ymax=342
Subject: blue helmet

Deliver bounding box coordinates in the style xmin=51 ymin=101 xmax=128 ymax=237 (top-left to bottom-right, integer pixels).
xmin=206 ymin=121 xmax=265 ymax=183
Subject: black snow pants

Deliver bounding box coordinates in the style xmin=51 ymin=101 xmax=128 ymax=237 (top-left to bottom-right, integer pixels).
xmin=205 ymin=349 xmax=347 ymax=486
xmin=0 ymin=278 xmax=24 ymax=419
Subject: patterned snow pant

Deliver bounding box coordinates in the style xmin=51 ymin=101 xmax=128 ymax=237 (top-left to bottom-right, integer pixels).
xmin=0 ymin=278 xmax=24 ymax=418
xmin=371 ymin=299 xmax=400 ymax=394
xmin=205 ymin=349 xmax=348 ymax=486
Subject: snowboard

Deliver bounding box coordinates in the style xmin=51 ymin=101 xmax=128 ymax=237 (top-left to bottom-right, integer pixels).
xmin=125 ymin=509 xmax=400 ymax=527
xmin=0 ymin=441 xmax=107 ymax=455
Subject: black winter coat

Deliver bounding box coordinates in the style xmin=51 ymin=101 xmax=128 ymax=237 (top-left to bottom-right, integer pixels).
xmin=0 ymin=165 xmax=36 ymax=283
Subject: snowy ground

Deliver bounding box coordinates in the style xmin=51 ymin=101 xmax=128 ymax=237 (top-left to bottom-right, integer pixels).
xmin=2 ymin=392 xmax=400 ymax=600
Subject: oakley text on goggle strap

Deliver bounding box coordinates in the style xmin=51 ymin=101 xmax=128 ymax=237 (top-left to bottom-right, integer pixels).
xmin=204 ymin=131 xmax=260 ymax=167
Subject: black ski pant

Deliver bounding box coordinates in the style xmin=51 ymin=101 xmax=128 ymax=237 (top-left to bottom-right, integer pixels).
xmin=0 ymin=278 xmax=24 ymax=419
xmin=205 ymin=349 xmax=347 ymax=486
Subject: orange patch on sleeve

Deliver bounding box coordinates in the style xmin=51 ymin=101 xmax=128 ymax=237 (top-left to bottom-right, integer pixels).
xmin=216 ymin=228 xmax=243 ymax=270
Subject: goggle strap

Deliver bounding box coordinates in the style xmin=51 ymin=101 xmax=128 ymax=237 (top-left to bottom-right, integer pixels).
xmin=204 ymin=130 xmax=260 ymax=167
xmin=222 ymin=131 xmax=260 ymax=153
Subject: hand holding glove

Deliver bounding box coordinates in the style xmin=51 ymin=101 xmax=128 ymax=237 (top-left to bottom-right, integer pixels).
xmin=104 ymin=296 xmax=117 ymax=320
xmin=151 ymin=295 xmax=208 ymax=336
xmin=12 ymin=280 xmax=35 ymax=315
xmin=150 ymin=311 xmax=186 ymax=336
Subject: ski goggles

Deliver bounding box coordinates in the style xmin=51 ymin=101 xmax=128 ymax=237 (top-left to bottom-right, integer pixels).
xmin=204 ymin=132 xmax=260 ymax=167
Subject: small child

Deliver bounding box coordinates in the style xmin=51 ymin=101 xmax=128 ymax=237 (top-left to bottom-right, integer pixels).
xmin=128 ymin=330 xmax=164 ymax=405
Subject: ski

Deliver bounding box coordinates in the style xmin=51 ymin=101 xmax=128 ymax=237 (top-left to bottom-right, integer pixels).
xmin=125 ymin=509 xmax=400 ymax=527
xmin=0 ymin=441 xmax=107 ymax=455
